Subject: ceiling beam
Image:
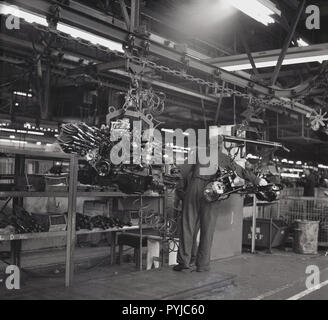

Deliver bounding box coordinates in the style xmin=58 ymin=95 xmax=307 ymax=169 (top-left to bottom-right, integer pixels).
xmin=205 ymin=43 xmax=328 ymax=69
xmin=8 ymin=0 xmax=316 ymax=106
xmin=270 ymin=0 xmax=306 ymax=86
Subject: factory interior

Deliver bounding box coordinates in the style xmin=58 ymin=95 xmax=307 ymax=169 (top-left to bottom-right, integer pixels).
xmin=0 ymin=0 xmax=328 ymax=302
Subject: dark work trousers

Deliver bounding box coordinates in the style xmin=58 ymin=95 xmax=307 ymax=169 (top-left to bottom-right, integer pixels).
xmin=177 ymin=177 xmax=220 ymax=269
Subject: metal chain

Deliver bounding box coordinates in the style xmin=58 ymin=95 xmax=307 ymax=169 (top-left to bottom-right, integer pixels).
xmin=30 ymin=22 xmax=298 ymax=110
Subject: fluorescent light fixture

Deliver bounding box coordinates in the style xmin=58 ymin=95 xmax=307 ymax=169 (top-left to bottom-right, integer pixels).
xmin=57 ymin=23 xmax=123 ymax=52
xmin=13 ymin=91 xmax=32 ymax=97
xmin=0 ymin=3 xmax=48 ymax=26
xmin=0 ymin=128 xmax=16 ymax=133
xmin=281 ymin=173 xmax=300 ymax=178
xmin=0 ymin=4 xmax=123 ymax=53
xmin=223 ymin=0 xmax=281 ymax=26
xmin=297 ymin=38 xmax=309 ymax=47
xmin=161 ymin=128 xmax=175 ymax=133
xmin=36 ymin=142 xmax=42 ymax=145
xmin=222 ymin=54 xmax=328 ymax=71
xmin=282 ymin=168 xmax=303 ymax=172
xmin=9 ymin=135 xmax=15 ymax=139
xmin=27 ymin=131 xmax=44 ymax=136
xmin=0 ymin=139 xmax=27 ymax=145
xmin=246 ymin=153 xmax=260 ymax=160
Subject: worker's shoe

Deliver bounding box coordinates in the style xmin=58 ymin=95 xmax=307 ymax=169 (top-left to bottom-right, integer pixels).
xmin=173 ymin=264 xmax=189 ymax=272
xmin=196 ymin=266 xmax=210 ymax=272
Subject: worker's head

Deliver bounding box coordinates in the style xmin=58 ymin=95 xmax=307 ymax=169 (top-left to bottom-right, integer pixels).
xmin=304 ymin=168 xmax=311 ymax=177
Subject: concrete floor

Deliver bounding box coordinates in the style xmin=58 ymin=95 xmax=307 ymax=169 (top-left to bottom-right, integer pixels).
xmin=0 ymin=248 xmax=327 ymax=300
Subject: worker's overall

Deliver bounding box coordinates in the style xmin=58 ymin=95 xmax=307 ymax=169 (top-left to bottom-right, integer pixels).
xmin=177 ymin=152 xmax=260 ymax=270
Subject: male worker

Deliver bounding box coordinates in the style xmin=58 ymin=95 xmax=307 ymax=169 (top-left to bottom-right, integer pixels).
xmin=174 ymin=130 xmax=267 ymax=272
xmin=303 ymin=168 xmax=317 ymax=197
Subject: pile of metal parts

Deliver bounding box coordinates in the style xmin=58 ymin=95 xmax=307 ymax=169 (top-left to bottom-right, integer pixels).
xmin=0 ymin=206 xmax=47 ymax=234
xmin=75 ymin=213 xmax=132 ymax=231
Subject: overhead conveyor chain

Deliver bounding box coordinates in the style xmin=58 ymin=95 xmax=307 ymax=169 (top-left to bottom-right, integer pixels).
xmin=8 ymin=0 xmax=314 ymax=116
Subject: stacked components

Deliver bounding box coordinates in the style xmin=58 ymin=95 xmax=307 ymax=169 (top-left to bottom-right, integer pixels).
xmin=76 ymin=213 xmax=132 ymax=231
xmin=0 ymin=206 xmax=48 ymax=234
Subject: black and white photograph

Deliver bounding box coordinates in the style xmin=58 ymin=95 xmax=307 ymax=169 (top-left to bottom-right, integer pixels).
xmin=0 ymin=0 xmax=327 ymax=305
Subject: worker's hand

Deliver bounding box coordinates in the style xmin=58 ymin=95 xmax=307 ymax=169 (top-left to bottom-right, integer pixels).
xmin=259 ymin=178 xmax=268 ymax=186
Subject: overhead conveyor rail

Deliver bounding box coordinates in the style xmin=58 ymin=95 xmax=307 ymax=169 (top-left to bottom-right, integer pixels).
xmin=8 ymin=0 xmax=315 ymax=116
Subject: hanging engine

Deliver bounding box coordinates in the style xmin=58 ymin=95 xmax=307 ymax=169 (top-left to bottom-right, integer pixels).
xmin=57 ymin=82 xmax=179 ymax=194
xmin=203 ymin=168 xmax=283 ymax=203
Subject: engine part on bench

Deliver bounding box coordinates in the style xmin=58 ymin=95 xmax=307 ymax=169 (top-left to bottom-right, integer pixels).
xmin=10 ymin=207 xmax=47 ymax=233
xmin=76 ymin=213 xmax=132 ymax=231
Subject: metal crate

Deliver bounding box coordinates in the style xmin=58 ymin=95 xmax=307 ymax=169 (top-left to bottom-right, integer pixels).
xmin=279 ymin=197 xmax=328 ymax=247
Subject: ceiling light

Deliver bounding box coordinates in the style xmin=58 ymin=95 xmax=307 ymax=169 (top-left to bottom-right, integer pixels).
xmin=0 ymin=3 xmax=48 ymax=26
xmin=0 ymin=3 xmax=123 ymax=53
xmin=223 ymin=0 xmax=281 ymax=26
xmin=0 ymin=128 xmax=15 ymax=133
xmin=0 ymin=139 xmax=27 ymax=145
xmin=13 ymin=91 xmax=32 ymax=97
xmin=161 ymin=129 xmax=175 ymax=133
xmin=281 ymin=173 xmax=300 ymax=178
xmin=222 ymin=54 xmax=328 ymax=71
xmin=27 ymin=131 xmax=44 ymax=136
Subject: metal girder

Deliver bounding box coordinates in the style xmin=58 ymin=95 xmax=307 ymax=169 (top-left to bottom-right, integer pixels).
xmin=118 ymin=0 xmax=130 ymax=30
xmin=130 ymin=0 xmax=140 ymax=33
xmin=205 ymin=42 xmax=328 ymax=71
xmin=270 ymin=0 xmax=306 ymax=86
xmin=238 ymin=32 xmax=260 ymax=77
xmin=0 ymin=33 xmax=219 ymax=103
xmin=9 ymin=0 xmax=315 ymax=108
xmin=66 ymin=58 xmax=127 ymax=76
xmin=110 ymin=69 xmax=219 ymax=103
